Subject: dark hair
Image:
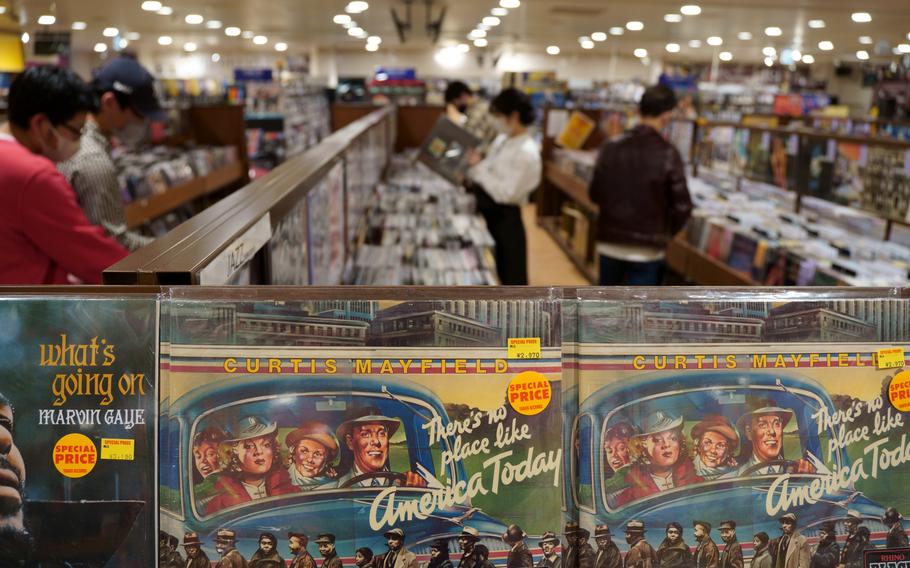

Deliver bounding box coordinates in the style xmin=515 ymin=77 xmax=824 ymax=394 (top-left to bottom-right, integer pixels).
xmin=491 ymin=88 xmax=535 ymax=125
xmin=474 ymin=544 xmax=490 ymax=561
xmin=666 ymin=522 xmax=683 ymax=534
xmin=8 ymin=65 xmax=94 ymax=129
xmin=260 ymin=533 xmax=277 ymax=546
xmin=445 ymin=81 xmax=473 ymax=103
xmin=753 ymin=532 xmax=769 ymax=546
xmin=639 ymin=85 xmax=678 ymax=117
xmin=90 ymin=83 xmax=132 ymax=115
xmin=356 ymin=547 xmax=374 ymax=562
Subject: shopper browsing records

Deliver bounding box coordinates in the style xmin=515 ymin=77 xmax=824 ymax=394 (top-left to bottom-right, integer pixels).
xmin=59 ymin=55 xmax=162 ymax=251
xmin=444 ymin=81 xmax=499 ymax=149
xmin=465 ymin=88 xmax=542 ymax=285
xmin=588 ymin=84 xmax=692 ymax=285
xmin=0 ymin=66 xmax=128 ymax=284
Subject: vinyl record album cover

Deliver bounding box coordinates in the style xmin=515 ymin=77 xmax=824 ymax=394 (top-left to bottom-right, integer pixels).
xmin=417 ymin=117 xmax=482 ymax=186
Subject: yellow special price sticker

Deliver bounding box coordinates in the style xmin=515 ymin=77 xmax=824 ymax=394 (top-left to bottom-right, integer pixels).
xmin=53 ymin=433 xmax=97 ymax=479
xmin=888 ymin=371 xmax=910 ymax=412
xmin=508 ymin=371 xmax=551 ymax=416
xmin=100 ymin=438 xmax=135 ymax=461
xmin=876 ymin=347 xmax=905 ymax=370
xmin=508 ymin=338 xmax=541 ymax=359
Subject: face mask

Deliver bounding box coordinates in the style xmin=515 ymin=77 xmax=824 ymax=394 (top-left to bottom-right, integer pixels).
xmin=113 ymin=119 xmax=147 ymax=147
xmin=44 ymin=125 xmax=81 ymax=163
xmin=495 ymin=117 xmax=511 ymax=135
xmin=456 ymin=103 xmax=469 ymax=114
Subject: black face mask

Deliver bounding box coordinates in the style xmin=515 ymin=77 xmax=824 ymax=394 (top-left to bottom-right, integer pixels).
xmin=456 ymin=103 xmax=468 ymax=114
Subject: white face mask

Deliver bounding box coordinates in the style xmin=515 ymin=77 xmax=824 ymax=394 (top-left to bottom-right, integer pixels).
xmin=113 ymin=119 xmax=147 ymax=148
xmin=495 ymin=117 xmax=511 ymax=135
xmin=44 ymin=125 xmax=81 ymax=163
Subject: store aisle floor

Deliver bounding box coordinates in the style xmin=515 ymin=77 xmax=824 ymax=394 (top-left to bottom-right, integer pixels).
xmin=522 ymin=204 xmax=591 ymax=286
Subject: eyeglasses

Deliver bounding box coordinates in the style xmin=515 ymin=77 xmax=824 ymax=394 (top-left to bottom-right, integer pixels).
xmin=58 ymin=121 xmax=87 ymax=138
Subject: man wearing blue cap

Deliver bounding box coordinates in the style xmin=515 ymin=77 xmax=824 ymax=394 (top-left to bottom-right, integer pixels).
xmin=59 ymin=55 xmax=164 ymax=251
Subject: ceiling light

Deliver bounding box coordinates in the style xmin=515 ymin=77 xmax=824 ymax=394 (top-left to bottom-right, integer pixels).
xmin=343 ymin=21 xmax=357 ymax=28
xmin=366 ymin=43 xmax=379 ymax=51
xmin=666 ymin=43 xmax=680 ymax=53
xmin=792 ymin=49 xmax=802 ymax=61
xmin=367 ymin=35 xmax=382 ymax=44
xmin=633 ymin=48 xmax=648 ymax=58
xmin=158 ymin=35 xmax=172 ymax=45
xmin=206 ymin=20 xmax=223 ymax=29
xmin=818 ymin=40 xmax=834 ymax=51
xmin=333 ymin=14 xmax=352 ymax=24
xmin=899 ymin=44 xmax=910 ymax=54
xmin=762 ymin=47 xmax=777 ymax=56
xmin=764 ymin=57 xmax=774 ymax=67
xmin=346 ymin=1 xmax=369 ymax=13
xmin=664 ymin=14 xmax=683 ymax=23
xmin=581 ymin=40 xmax=595 ymax=49
xmin=737 ymin=32 xmax=752 ymax=40
xmin=859 ymin=36 xmax=873 ymax=45
xmin=434 ymin=45 xmax=466 ymax=68
xmin=0 ymin=6 xmax=5 ymax=14
xmin=609 ymin=27 xmax=624 ymax=36
xmin=253 ymin=35 xmax=267 ymax=44
xmin=719 ymin=51 xmax=733 ymax=61
xmin=21 ymin=33 xmax=29 ymax=43
xmin=492 ymin=8 xmax=508 ymax=16
xmin=126 ymin=32 xmax=140 ymax=40
xmin=183 ymin=42 xmax=197 ymax=51
xmin=626 ymin=21 xmax=644 ymax=31
xmin=185 ymin=14 xmax=204 ymax=24
xmin=457 ymin=43 xmax=470 ymax=53
xmin=242 ymin=30 xmax=255 ymax=38
xmin=141 ymin=0 xmax=162 ymax=11
xmin=93 ymin=42 xmax=107 ymax=53
xmin=707 ymin=36 xmax=722 ymax=46
xmin=483 ymin=16 xmax=500 ymax=26
xmin=478 ymin=23 xmax=491 ymax=31
xmin=688 ymin=39 xmax=702 ymax=48
xmin=474 ymin=38 xmax=488 ymax=47
xmin=72 ymin=21 xmax=87 ymax=30
xmin=212 ymin=53 xmax=221 ymax=62
xmin=856 ymin=50 xmax=869 ymax=60
xmin=469 ymin=29 xmax=487 ymax=38
xmin=275 ymin=42 xmax=288 ymax=51
xmin=348 ymin=27 xmax=365 ymax=37
xmin=808 ymin=20 xmax=825 ymax=29
xmin=578 ymin=36 xmax=591 ymax=43
xmin=500 ymin=0 xmax=520 ymax=8
xmin=802 ymin=54 xmax=814 ymax=63
xmin=225 ymin=26 xmax=241 ymax=36
xmin=546 ymin=45 xmax=560 ymax=55
xmin=592 ymin=32 xmax=607 ymax=42
xmin=764 ymin=27 xmax=782 ymax=37
xmin=37 ymin=15 xmax=56 ymax=25
xmin=680 ymin=5 xmax=701 ymax=16
xmin=103 ymin=27 xmax=119 ymax=37
xmin=157 ymin=6 xmax=173 ymax=15
xmin=851 ymin=12 xmax=871 ymax=23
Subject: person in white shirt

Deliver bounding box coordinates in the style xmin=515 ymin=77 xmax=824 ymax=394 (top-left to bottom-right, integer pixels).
xmin=466 ymin=88 xmax=542 ymax=285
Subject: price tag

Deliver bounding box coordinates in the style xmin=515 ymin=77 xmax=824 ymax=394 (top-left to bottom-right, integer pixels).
xmin=875 ymin=347 xmax=905 ymax=370
xmin=508 ymin=338 xmax=541 ymax=359
xmin=100 ymin=438 xmax=135 ymax=461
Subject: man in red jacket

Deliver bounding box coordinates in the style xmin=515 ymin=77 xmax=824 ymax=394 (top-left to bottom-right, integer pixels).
xmin=0 ymin=66 xmax=128 ymax=284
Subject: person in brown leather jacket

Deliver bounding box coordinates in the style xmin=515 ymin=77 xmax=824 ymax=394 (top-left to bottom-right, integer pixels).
xmin=693 ymin=522 xmax=719 ymax=568
xmin=588 ymin=84 xmax=692 ymax=285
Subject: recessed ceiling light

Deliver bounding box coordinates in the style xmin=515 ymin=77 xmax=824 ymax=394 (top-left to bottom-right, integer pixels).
xmin=242 ymin=30 xmax=255 ymax=38
xmin=859 ymin=36 xmax=873 ymax=45
xmin=366 ymin=43 xmax=379 ymax=51
xmin=680 ymin=5 xmax=701 ymax=16
xmin=348 ymin=27 xmax=364 ymax=37
xmin=688 ymin=39 xmax=702 ymax=48
xmin=103 ymin=27 xmax=119 ymax=37
xmin=469 ymin=29 xmax=487 ymax=38
xmin=474 ymin=38 xmax=488 ymax=47
xmin=581 ymin=40 xmax=595 ymax=49
xmin=737 ymin=32 xmax=752 ymax=40
xmin=456 ymin=43 xmax=470 ymax=53
xmin=808 ymin=19 xmax=825 ymax=29
xmin=500 ymin=0 xmax=520 ymax=8
xmin=764 ymin=27 xmax=782 ymax=37
xmin=183 ymin=42 xmax=197 ymax=51
xmin=477 ymin=23 xmax=491 ymax=31
xmin=633 ymin=48 xmax=648 ymax=57
xmin=367 ymin=35 xmax=382 ymax=44
xmin=791 ymin=49 xmax=802 ymax=61
xmin=592 ymin=32 xmax=607 ymax=42
xmin=343 ymin=21 xmax=357 ymax=28
xmin=21 ymin=32 xmax=29 ymax=43
xmin=851 ymin=12 xmax=871 ymax=23
xmin=185 ymin=14 xmax=204 ymax=24
xmin=141 ymin=0 xmax=162 ymax=11
xmin=206 ymin=20 xmax=223 ymax=29
xmin=492 ymin=8 xmax=508 ymax=16
xmin=666 ymin=43 xmax=680 ymax=53
xmin=719 ymin=51 xmax=733 ymax=61
xmin=37 ymin=15 xmax=56 ymax=25
xmin=546 ymin=45 xmax=560 ymax=55
xmin=253 ymin=35 xmax=268 ymax=44
xmin=158 ymin=35 xmax=172 ymax=45
xmin=225 ymin=27 xmax=241 ymax=36
xmin=0 ymin=6 xmax=6 ymax=14
xmin=482 ymin=16 xmax=500 ymax=26
xmin=818 ymin=40 xmax=834 ymax=51
xmin=609 ymin=27 xmax=624 ymax=36
xmin=333 ymin=14 xmax=352 ymax=24
xmin=346 ymin=1 xmax=369 ymax=13
xmin=762 ymin=46 xmax=777 ymax=56
xmin=93 ymin=42 xmax=107 ymax=53
xmin=212 ymin=53 xmax=221 ymax=62
xmin=898 ymin=44 xmax=910 ymax=54
xmin=707 ymin=36 xmax=723 ymax=46
xmin=72 ymin=21 xmax=87 ymax=30
xmin=578 ymin=36 xmax=591 ymax=43
xmin=275 ymin=42 xmax=288 ymax=51
xmin=157 ymin=6 xmax=173 ymax=15
xmin=664 ymin=14 xmax=683 ymax=23
xmin=626 ymin=21 xmax=644 ymax=31
xmin=126 ymin=32 xmax=141 ymax=40
xmin=802 ymin=54 xmax=815 ymax=63
xmin=764 ymin=57 xmax=774 ymax=67
xmin=856 ymin=50 xmax=869 ymax=60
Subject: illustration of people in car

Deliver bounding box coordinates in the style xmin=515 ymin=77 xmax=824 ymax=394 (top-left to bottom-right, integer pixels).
xmin=335 ymin=407 xmax=427 ymax=488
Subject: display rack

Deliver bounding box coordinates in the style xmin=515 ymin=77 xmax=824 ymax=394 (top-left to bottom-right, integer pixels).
xmin=332 ymin=104 xmax=444 ymax=153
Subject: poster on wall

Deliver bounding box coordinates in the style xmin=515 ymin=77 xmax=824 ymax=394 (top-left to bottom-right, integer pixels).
xmin=0 ymin=295 xmax=158 ymax=566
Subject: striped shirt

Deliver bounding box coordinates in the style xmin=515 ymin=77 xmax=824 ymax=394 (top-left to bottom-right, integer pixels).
xmin=58 ymin=120 xmax=153 ymax=251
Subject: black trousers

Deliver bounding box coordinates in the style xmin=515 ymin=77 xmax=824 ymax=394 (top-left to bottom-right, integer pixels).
xmin=473 ymin=183 xmax=528 ymax=285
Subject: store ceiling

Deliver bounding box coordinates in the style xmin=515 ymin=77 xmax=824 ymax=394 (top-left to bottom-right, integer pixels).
xmin=11 ymin=0 xmax=910 ymax=63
